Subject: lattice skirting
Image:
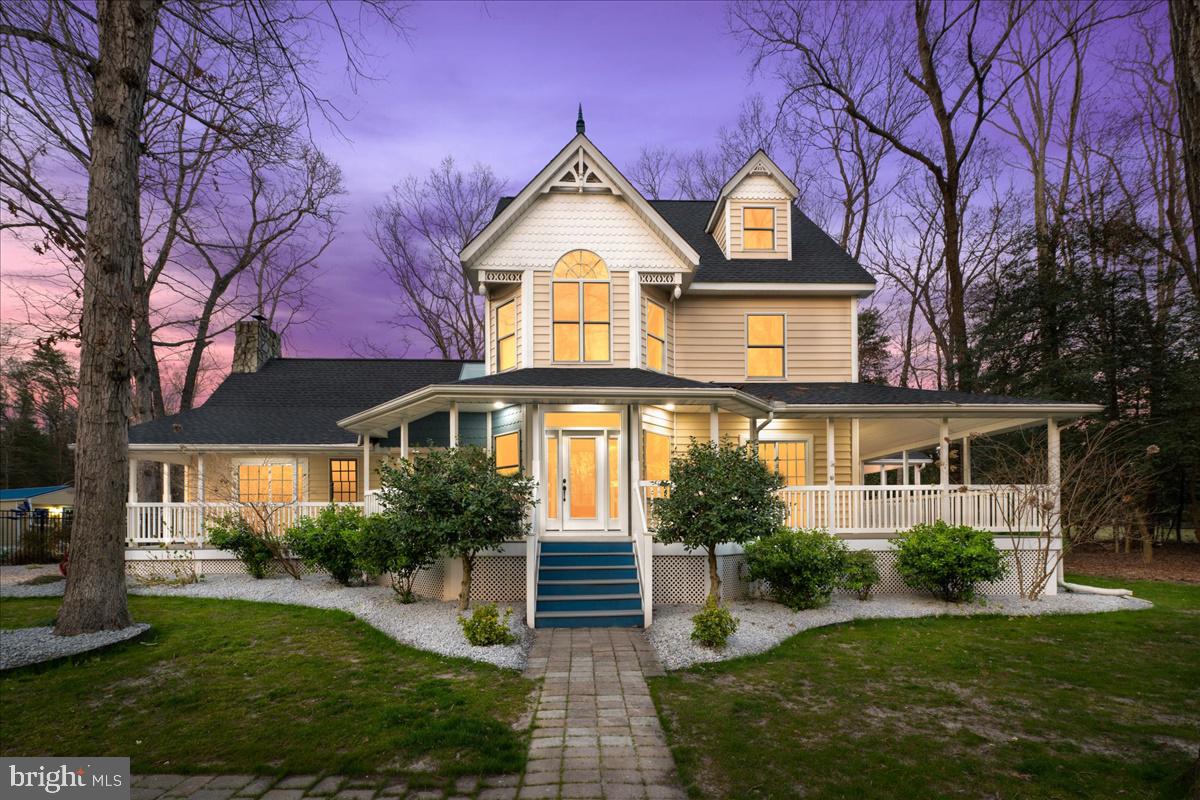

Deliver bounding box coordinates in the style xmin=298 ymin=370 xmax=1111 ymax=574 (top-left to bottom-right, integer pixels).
xmin=466 ymin=556 xmax=526 ymax=602
xmin=653 ymin=555 xmax=708 ymax=604
xmin=125 ymin=557 xmax=313 ymax=581
xmin=409 ymin=562 xmax=445 ymax=600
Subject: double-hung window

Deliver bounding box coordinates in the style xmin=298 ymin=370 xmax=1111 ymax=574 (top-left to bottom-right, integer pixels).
xmin=494 ymin=432 xmax=520 ymax=475
xmin=747 ymin=314 xmax=785 ymax=378
xmin=645 ymin=300 xmax=666 ymax=372
xmin=552 ymin=250 xmax=610 ymax=363
xmin=743 ymin=207 xmax=776 ymax=250
xmin=495 ymin=300 xmax=516 ymax=371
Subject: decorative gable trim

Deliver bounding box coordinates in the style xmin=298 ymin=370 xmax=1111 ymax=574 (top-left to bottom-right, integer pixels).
xmin=460 ymin=134 xmax=700 ymax=275
xmin=704 ymin=149 xmax=800 ymax=233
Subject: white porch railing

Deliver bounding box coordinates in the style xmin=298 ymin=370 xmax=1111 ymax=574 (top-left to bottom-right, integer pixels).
xmin=641 ymin=482 xmax=1049 ymax=536
xmin=126 ymin=501 xmax=366 ymax=546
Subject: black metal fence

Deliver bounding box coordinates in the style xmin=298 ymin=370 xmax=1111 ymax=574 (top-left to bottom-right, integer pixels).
xmin=0 ymin=511 xmax=72 ymax=565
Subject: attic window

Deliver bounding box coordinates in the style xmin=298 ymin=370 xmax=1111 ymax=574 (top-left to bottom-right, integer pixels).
xmin=743 ymin=207 xmax=775 ymax=250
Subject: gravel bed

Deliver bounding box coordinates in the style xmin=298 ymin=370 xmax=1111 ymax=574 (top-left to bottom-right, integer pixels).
xmin=129 ymin=575 xmax=531 ymax=670
xmin=0 ymin=579 xmax=66 ymax=598
xmin=648 ymin=591 xmax=1153 ymax=670
xmin=0 ymin=564 xmax=63 ymax=587
xmin=1 ymin=623 xmax=150 ymax=670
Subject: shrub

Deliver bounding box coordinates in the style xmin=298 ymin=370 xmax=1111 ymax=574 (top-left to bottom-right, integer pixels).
xmin=841 ymin=550 xmax=880 ymax=601
xmin=206 ymin=513 xmax=274 ymax=578
xmin=690 ymin=598 xmax=739 ymax=649
xmin=744 ymin=527 xmax=848 ymax=610
xmin=893 ymin=521 xmax=1007 ymax=602
xmin=285 ymin=505 xmax=365 ymax=585
xmin=651 ymin=439 xmax=785 ymax=601
xmin=379 ymin=447 xmax=536 ymax=610
xmin=352 ymin=512 xmax=442 ymax=603
xmin=458 ymin=603 xmax=517 ymax=646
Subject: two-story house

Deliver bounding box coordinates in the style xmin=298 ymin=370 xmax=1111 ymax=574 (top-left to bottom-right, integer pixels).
xmin=127 ymin=115 xmax=1100 ymax=627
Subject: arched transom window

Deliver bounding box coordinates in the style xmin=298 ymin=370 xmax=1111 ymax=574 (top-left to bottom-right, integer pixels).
xmin=552 ymin=250 xmax=610 ymax=362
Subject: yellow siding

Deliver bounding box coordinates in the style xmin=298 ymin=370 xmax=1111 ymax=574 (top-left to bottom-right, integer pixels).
xmin=487 ymin=284 xmax=521 ymax=373
xmin=674 ymin=295 xmax=854 ymax=382
xmin=672 ymin=412 xmax=710 ymax=454
xmin=182 ymin=452 xmax=367 ymax=502
xmin=533 ymin=270 xmax=629 ymax=367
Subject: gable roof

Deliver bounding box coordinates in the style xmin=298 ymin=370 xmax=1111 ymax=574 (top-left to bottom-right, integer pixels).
xmin=129 ymin=358 xmax=479 ymax=446
xmin=460 ymin=133 xmax=700 ymax=274
xmin=705 ymin=149 xmax=799 ymax=233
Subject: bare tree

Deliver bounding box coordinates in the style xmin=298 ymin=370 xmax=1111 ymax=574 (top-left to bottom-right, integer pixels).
xmin=1169 ymin=0 xmax=1200 ymax=263
xmin=369 ymin=157 xmax=506 ymax=359
xmin=627 ymin=146 xmax=676 ymax=200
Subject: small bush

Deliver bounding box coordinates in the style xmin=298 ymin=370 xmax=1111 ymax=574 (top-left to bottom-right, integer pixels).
xmin=352 ymin=512 xmax=442 ymax=603
xmin=206 ymin=513 xmax=274 ymax=578
xmin=744 ymin=527 xmax=849 ymax=610
xmin=285 ymin=505 xmax=364 ymax=585
xmin=841 ymin=550 xmax=880 ymax=601
xmin=458 ymin=603 xmax=517 ymax=647
xmin=691 ymin=598 xmax=739 ymax=649
xmin=893 ymin=521 xmax=1007 ymax=602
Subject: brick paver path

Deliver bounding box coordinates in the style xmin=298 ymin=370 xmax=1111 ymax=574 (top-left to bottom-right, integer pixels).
xmin=519 ymin=627 xmax=686 ymax=800
xmin=129 ymin=628 xmax=684 ymax=800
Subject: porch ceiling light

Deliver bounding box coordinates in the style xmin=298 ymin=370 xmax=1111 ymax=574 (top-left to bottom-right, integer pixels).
xmin=493 ymin=401 xmax=505 ymax=409
xmin=664 ymin=403 xmax=676 ymax=411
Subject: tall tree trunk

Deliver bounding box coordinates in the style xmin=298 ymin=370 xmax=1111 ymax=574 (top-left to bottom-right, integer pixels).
xmin=707 ymin=544 xmax=721 ymax=602
xmin=458 ymin=553 xmax=474 ymax=611
xmin=56 ymin=0 xmax=158 ymax=636
xmin=1170 ymin=0 xmax=1200 ymax=295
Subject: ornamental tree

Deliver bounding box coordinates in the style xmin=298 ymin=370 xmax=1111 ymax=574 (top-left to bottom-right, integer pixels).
xmin=379 ymin=446 xmax=535 ymax=610
xmin=651 ymin=439 xmax=786 ymax=601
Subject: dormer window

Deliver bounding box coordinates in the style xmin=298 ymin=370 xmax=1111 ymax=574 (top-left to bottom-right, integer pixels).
xmin=743 ymin=207 xmax=775 ymax=250
xmin=552 ymin=250 xmax=610 ymax=363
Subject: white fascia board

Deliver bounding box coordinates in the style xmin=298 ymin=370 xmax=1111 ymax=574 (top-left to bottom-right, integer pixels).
xmin=770 ymin=402 xmax=1104 ymax=419
xmin=687 ymin=282 xmax=877 ymax=297
xmin=128 ymin=443 xmax=360 ymax=451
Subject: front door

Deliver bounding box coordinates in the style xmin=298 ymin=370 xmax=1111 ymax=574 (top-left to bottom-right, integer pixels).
xmin=544 ymin=416 xmax=622 ymax=533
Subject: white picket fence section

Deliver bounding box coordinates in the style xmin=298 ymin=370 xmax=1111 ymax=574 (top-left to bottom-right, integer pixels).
xmin=641 ymin=483 xmax=1048 ymax=535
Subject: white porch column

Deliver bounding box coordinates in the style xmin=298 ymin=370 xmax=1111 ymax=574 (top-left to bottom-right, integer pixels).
xmin=748 ymin=416 xmax=758 ymax=444
xmin=902 ymin=451 xmax=910 ymax=485
xmin=486 ymin=411 xmax=493 ymax=454
xmin=527 ymin=404 xmax=542 ymax=626
xmin=1048 ymin=417 xmax=1062 ymax=585
xmin=914 ymin=464 xmax=922 ymax=485
xmin=128 ymin=458 xmax=138 ymax=503
xmin=198 ymin=454 xmax=206 ymax=503
xmin=709 ymin=404 xmax=719 ymax=443
xmin=161 ymin=462 xmax=172 ymax=540
xmin=961 ymin=437 xmax=972 ymax=484
xmin=399 ymin=422 xmax=409 ymax=459
xmin=939 ymin=417 xmax=951 ymax=520
xmin=161 ymin=462 xmax=171 ymax=504
xmin=880 ymin=466 xmax=887 ymax=486
xmin=362 ymin=436 xmax=372 ymax=495
xmin=449 ymin=402 xmax=460 ymax=447
xmin=631 ymin=404 xmax=652 ymax=627
xmin=825 ymin=418 xmax=837 ymax=534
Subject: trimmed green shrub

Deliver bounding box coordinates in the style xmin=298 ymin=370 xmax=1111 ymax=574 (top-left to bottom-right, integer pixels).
xmin=651 ymin=439 xmax=786 ymax=601
xmin=744 ymin=527 xmax=849 ymax=610
xmin=285 ymin=504 xmax=365 ymax=585
xmin=841 ymin=550 xmax=880 ymax=601
xmin=691 ymin=598 xmax=739 ymax=649
xmin=893 ymin=521 xmax=1007 ymax=602
xmin=206 ymin=513 xmax=274 ymax=579
xmin=352 ymin=512 xmax=442 ymax=603
xmin=458 ymin=603 xmax=517 ymax=646
xmin=378 ymin=447 xmax=536 ymax=610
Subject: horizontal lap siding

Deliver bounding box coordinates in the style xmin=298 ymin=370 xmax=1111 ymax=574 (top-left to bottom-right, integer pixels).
xmin=180 ymin=452 xmax=364 ymax=502
xmin=674 ymin=296 xmax=854 ymax=382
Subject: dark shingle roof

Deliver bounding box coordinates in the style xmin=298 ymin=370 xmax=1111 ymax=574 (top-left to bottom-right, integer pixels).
xmin=491 ymin=197 xmax=875 ymax=285
xmin=129 ymin=359 xmax=478 ymax=445
xmin=727 ymin=382 xmax=1058 ymax=406
xmin=454 ymin=367 xmax=715 ymax=390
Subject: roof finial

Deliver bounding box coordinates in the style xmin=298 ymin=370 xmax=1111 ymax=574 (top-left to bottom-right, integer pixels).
xmin=576 ymin=103 xmax=585 ymax=135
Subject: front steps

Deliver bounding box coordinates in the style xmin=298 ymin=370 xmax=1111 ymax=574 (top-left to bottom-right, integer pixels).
xmin=535 ymin=540 xmax=643 ymax=628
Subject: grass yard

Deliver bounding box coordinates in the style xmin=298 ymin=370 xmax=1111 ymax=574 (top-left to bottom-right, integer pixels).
xmin=649 ymin=577 xmax=1200 ymax=800
xmin=0 ymin=596 xmax=532 ymax=785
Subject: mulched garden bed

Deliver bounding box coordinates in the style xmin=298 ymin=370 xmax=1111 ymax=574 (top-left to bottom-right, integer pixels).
xmin=1066 ymin=540 xmax=1200 ymax=583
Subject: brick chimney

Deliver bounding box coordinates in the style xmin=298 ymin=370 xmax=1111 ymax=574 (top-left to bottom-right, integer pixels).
xmin=231 ymin=314 xmax=281 ymax=373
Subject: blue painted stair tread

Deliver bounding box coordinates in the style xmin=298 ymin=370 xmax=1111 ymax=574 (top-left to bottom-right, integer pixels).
xmin=535 ymin=539 xmax=643 ymax=628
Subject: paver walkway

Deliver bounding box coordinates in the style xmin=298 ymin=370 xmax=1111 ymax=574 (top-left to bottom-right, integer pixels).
xmin=519 ymin=627 xmax=685 ymax=800
xmin=130 ymin=629 xmax=684 ymax=800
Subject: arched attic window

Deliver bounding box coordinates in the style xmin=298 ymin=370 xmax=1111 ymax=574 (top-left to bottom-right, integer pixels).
xmin=552 ymin=250 xmax=610 ymax=362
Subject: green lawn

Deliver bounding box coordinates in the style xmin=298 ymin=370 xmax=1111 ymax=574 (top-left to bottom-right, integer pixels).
xmin=649 ymin=577 xmax=1200 ymax=800
xmin=0 ymin=596 xmax=532 ymax=785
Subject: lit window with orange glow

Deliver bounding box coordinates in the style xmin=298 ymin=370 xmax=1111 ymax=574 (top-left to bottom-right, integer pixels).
xmin=645 ymin=300 xmax=666 ymax=372
xmin=494 ymin=432 xmax=520 ymax=476
xmin=747 ymin=314 xmax=785 ymax=378
xmin=743 ymin=207 xmax=775 ymax=250
xmin=552 ymin=250 xmax=610 ymax=362
xmin=643 ymin=431 xmax=671 ymax=482
xmin=495 ymin=300 xmax=516 ymax=371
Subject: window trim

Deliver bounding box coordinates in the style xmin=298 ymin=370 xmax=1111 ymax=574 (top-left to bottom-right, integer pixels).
xmin=493 ymin=431 xmax=521 ymax=475
xmin=495 ymin=299 xmax=517 ymax=372
xmin=644 ymin=298 xmax=667 ymax=373
xmin=329 ymin=458 xmax=359 ymax=503
xmin=742 ymin=206 xmax=776 ymax=251
xmin=739 ymin=432 xmax=813 ymax=488
xmin=552 ymin=273 xmax=612 ymax=365
xmin=745 ymin=312 xmax=787 ymax=379
xmin=231 ymin=457 xmax=309 ymax=503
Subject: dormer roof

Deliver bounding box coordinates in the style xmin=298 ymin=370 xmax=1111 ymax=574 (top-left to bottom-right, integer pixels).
xmin=705 ymin=149 xmax=800 ymax=233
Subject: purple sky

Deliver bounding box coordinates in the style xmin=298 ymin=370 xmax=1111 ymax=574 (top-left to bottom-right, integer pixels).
xmin=297 ymin=0 xmax=753 ymax=357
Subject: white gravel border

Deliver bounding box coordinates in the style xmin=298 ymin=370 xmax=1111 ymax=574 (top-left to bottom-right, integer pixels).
xmin=127 ymin=575 xmax=532 ymax=670
xmin=1 ymin=623 xmax=150 ymax=670
xmin=648 ymin=591 xmax=1152 ymax=670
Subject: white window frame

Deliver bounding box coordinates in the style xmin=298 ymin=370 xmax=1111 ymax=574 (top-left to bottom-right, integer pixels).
xmin=552 ymin=276 xmax=612 ymax=365
xmin=495 ymin=299 xmax=517 ymax=372
xmin=742 ymin=206 xmax=776 ymax=251
xmin=740 ymin=433 xmax=813 ymax=488
xmin=745 ymin=312 xmax=787 ymax=380
xmin=231 ymin=457 xmax=310 ymax=503
xmin=644 ymin=298 xmax=667 ymax=373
